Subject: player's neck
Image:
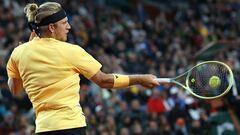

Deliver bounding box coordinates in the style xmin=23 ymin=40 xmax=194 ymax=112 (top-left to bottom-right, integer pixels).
xmin=41 ymin=32 xmax=55 ymax=39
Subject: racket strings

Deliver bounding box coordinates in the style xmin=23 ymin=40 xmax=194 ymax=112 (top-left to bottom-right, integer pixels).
xmin=188 ymin=63 xmax=230 ymax=97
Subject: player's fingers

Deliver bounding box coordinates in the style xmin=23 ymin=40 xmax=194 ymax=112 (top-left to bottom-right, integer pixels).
xmin=150 ymin=77 xmax=160 ymax=86
xmin=153 ymin=79 xmax=160 ymax=85
xmin=149 ymin=74 xmax=160 ymax=85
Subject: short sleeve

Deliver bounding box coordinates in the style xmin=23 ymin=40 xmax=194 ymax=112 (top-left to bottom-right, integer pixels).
xmin=67 ymin=46 xmax=102 ymax=79
xmin=6 ymin=50 xmax=21 ymax=79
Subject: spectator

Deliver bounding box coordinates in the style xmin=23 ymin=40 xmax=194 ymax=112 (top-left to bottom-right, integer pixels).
xmin=147 ymin=88 xmax=166 ymax=113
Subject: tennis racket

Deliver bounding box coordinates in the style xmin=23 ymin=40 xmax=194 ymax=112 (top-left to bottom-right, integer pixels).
xmin=155 ymin=61 xmax=234 ymax=99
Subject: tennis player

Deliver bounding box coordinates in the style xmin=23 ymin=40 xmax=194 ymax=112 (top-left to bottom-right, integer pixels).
xmin=6 ymin=2 xmax=159 ymax=135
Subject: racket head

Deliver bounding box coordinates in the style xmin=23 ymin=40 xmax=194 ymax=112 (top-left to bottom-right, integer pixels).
xmin=185 ymin=61 xmax=234 ymax=99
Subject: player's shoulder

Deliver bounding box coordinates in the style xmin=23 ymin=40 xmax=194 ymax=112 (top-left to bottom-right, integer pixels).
xmin=12 ymin=42 xmax=28 ymax=52
xmin=9 ymin=42 xmax=30 ymax=58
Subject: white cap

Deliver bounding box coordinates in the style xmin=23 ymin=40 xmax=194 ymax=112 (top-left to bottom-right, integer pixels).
xmin=170 ymin=86 xmax=178 ymax=94
xmin=185 ymin=96 xmax=194 ymax=105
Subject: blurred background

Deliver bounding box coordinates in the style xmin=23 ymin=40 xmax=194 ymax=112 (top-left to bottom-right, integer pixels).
xmin=0 ymin=0 xmax=240 ymax=135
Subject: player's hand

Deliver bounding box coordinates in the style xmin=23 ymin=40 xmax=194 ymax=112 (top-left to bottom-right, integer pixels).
xmin=140 ymin=74 xmax=160 ymax=89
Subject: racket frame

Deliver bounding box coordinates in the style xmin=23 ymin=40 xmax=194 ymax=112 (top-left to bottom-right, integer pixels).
xmin=155 ymin=61 xmax=234 ymax=99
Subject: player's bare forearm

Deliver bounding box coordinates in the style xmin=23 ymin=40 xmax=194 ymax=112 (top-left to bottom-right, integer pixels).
xmin=90 ymin=70 xmax=159 ymax=89
xmin=90 ymin=70 xmax=114 ymax=88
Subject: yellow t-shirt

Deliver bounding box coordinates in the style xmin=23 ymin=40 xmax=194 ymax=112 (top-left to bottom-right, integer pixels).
xmin=7 ymin=37 xmax=102 ymax=133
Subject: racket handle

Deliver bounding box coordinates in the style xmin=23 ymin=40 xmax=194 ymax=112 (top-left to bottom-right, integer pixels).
xmin=154 ymin=78 xmax=171 ymax=83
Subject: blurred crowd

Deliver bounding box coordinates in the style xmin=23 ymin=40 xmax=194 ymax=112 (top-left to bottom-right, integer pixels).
xmin=0 ymin=0 xmax=240 ymax=135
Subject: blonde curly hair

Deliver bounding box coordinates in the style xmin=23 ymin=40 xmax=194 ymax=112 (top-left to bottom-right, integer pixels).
xmin=24 ymin=2 xmax=62 ymax=23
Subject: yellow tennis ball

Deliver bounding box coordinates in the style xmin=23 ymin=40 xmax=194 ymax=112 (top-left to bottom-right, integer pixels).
xmin=209 ymin=76 xmax=221 ymax=88
xmin=191 ymin=78 xmax=195 ymax=83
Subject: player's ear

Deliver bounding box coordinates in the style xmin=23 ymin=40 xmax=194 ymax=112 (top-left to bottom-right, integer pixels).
xmin=48 ymin=23 xmax=55 ymax=33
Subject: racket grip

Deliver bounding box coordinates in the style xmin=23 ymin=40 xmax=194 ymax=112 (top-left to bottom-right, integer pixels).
xmin=154 ymin=78 xmax=171 ymax=83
